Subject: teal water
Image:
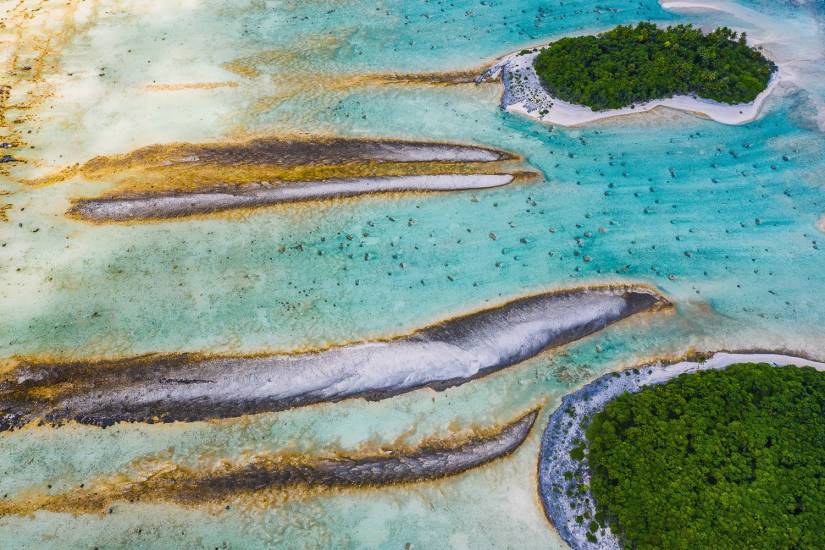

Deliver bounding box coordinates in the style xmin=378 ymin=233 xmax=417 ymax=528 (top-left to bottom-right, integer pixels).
xmin=1 ymin=0 xmax=824 ymax=547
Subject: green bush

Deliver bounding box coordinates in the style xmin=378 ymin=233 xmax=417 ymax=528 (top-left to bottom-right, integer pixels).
xmin=586 ymin=363 xmax=825 ymax=549
xmin=533 ymin=23 xmax=776 ymax=110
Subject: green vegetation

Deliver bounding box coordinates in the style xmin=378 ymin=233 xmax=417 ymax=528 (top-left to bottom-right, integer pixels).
xmin=585 ymin=363 xmax=825 ymax=549
xmin=534 ymin=23 xmax=776 ymax=110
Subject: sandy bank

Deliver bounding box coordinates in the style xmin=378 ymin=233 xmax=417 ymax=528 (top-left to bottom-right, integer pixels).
xmin=479 ymin=46 xmax=779 ymax=127
xmin=0 ymin=286 xmax=666 ymax=430
xmin=537 ymin=352 xmax=825 ymax=550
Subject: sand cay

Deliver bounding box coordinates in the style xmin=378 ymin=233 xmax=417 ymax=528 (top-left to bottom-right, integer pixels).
xmin=0 ymin=286 xmax=666 ymax=430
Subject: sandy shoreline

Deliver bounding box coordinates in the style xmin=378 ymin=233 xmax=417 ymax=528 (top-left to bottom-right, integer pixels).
xmin=479 ymin=44 xmax=780 ymax=127
xmin=537 ymin=352 xmax=825 ymax=550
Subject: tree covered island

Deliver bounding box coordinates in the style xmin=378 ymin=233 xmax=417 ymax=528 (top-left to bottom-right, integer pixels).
xmin=584 ymin=363 xmax=824 ymax=549
xmin=533 ymin=23 xmax=777 ymax=111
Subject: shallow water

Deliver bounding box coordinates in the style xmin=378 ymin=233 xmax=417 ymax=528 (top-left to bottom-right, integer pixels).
xmin=1 ymin=0 xmax=824 ymax=548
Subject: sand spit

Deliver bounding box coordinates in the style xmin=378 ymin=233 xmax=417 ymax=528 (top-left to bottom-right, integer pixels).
xmin=68 ymin=174 xmax=515 ymax=221
xmin=538 ymin=352 xmax=825 ymax=550
xmin=0 ymin=287 xmax=666 ymax=430
xmin=0 ymin=410 xmax=537 ymax=515
xmin=478 ymin=47 xmax=779 ymax=127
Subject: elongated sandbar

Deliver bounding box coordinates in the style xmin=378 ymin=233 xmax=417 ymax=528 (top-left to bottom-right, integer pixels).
xmin=0 ymin=286 xmax=667 ymax=430
xmin=69 ymin=174 xmax=515 ymax=221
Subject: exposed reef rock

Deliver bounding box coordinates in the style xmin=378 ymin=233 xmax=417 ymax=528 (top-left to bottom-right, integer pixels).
xmin=69 ymin=174 xmax=516 ymax=221
xmin=537 ymin=352 xmax=825 ymax=550
xmin=0 ymin=410 xmax=538 ymax=515
xmin=0 ymin=287 xmax=667 ymax=430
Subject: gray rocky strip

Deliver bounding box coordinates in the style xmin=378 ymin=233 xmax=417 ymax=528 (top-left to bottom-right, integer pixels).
xmin=69 ymin=174 xmax=514 ymax=221
xmin=0 ymin=287 xmax=665 ymax=430
xmin=538 ymin=352 xmax=825 ymax=550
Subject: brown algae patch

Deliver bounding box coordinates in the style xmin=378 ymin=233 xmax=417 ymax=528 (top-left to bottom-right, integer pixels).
xmin=0 ymin=410 xmax=538 ymax=515
xmin=143 ymin=82 xmax=241 ymax=92
xmin=0 ymin=191 xmax=10 ymax=221
xmin=32 ymin=135 xmax=518 ymax=189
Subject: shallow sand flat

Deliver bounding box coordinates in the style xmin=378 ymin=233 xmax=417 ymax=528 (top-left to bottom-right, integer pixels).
xmin=538 ymin=352 xmax=825 ymax=550
xmin=0 ymin=286 xmax=665 ymax=430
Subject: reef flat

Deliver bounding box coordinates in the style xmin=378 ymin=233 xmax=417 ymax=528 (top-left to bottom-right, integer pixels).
xmin=537 ymin=352 xmax=825 ymax=550
xmin=3 ymin=0 xmax=825 ymax=546
xmin=68 ymin=174 xmax=516 ymax=221
xmin=0 ymin=410 xmax=537 ymax=515
xmin=0 ymin=286 xmax=665 ymax=430
xmin=37 ymin=136 xmax=517 ymax=189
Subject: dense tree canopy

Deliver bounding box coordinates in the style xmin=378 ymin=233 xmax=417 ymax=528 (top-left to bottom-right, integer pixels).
xmin=533 ymin=23 xmax=776 ymax=110
xmin=585 ymin=363 xmax=825 ymax=549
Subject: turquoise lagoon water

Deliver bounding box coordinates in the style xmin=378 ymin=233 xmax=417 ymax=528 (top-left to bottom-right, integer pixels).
xmin=1 ymin=0 xmax=824 ymax=548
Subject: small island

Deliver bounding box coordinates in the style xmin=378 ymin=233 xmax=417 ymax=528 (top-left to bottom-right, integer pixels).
xmin=537 ymin=353 xmax=825 ymax=550
xmin=587 ymin=363 xmax=824 ymax=549
xmin=478 ymin=23 xmax=780 ymax=126
xmin=534 ymin=22 xmax=776 ymax=111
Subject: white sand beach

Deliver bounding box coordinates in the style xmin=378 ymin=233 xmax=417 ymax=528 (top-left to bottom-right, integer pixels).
xmin=479 ymin=47 xmax=781 ymax=127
